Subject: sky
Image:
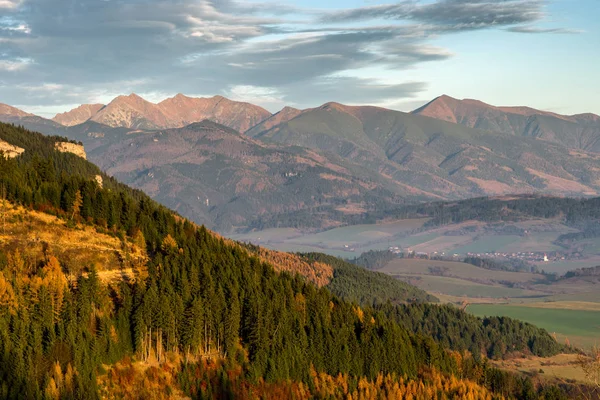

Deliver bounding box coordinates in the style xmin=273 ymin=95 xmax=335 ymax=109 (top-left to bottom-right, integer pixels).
xmin=0 ymin=0 xmax=598 ymax=118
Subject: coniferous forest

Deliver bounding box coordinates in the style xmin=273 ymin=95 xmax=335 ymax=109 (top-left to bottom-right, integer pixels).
xmin=0 ymin=122 xmax=590 ymax=399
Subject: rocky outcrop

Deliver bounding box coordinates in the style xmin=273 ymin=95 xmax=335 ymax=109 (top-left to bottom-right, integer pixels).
xmin=54 ymin=142 xmax=87 ymax=159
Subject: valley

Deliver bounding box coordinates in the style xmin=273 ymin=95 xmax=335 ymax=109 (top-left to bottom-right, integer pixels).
xmin=4 ymin=94 xmax=600 ymax=234
xmin=233 ymin=205 xmax=600 ymax=352
xmin=4 ymin=0 xmax=600 ymax=397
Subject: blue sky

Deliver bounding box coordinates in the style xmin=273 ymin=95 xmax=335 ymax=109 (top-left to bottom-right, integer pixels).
xmin=0 ymin=0 xmax=598 ymax=117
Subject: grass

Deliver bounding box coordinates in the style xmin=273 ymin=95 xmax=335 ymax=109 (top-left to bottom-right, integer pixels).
xmin=492 ymin=354 xmax=590 ymax=384
xmin=545 ymin=291 xmax=600 ymax=303
xmin=500 ymin=232 xmax=563 ymax=253
xmin=468 ymin=304 xmax=600 ymax=350
xmin=452 ymin=235 xmax=521 ymax=254
xmin=379 ymin=258 xmax=542 ymax=284
xmin=287 ymin=219 xmax=428 ymax=246
xmin=231 ymin=219 xmax=430 ymax=258
xmin=396 ymin=275 xmax=544 ymax=298
xmin=518 ymin=301 xmax=600 ymax=312
xmin=0 ymin=202 xmax=143 ymax=282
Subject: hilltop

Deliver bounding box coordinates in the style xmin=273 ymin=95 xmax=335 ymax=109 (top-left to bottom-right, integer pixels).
xmin=413 ymin=95 xmax=600 ymax=152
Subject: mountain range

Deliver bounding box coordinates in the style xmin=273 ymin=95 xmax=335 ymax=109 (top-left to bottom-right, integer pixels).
xmin=414 ymin=95 xmax=600 ymax=152
xmin=50 ymin=93 xmax=271 ymax=133
xmin=2 ymin=93 xmax=600 ymax=232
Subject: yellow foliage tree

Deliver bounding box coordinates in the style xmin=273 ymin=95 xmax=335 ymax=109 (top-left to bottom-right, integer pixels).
xmin=44 ymin=377 xmax=60 ymax=400
xmin=7 ymin=249 xmax=25 ymax=280
xmin=41 ymin=256 xmax=68 ymax=321
xmin=161 ymin=234 xmax=178 ymax=254
xmin=0 ymin=271 xmax=17 ymax=314
xmin=71 ymin=190 xmax=83 ymax=221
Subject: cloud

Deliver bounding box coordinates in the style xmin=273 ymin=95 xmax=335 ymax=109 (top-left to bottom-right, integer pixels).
xmin=0 ymin=0 xmax=582 ymax=113
xmin=0 ymin=0 xmax=21 ymax=9
xmin=0 ymin=57 xmax=32 ymax=71
xmin=323 ymin=0 xmax=547 ymax=31
xmin=506 ymin=26 xmax=583 ymax=34
xmin=279 ymin=76 xmax=427 ymax=107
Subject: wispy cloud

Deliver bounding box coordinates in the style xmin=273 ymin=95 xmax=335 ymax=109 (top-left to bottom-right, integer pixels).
xmin=0 ymin=0 xmax=582 ymax=112
xmin=506 ymin=26 xmax=583 ymax=34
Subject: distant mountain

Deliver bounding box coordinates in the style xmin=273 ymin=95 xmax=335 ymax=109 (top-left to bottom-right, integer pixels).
xmin=53 ymin=103 xmax=105 ymax=126
xmin=87 ymin=93 xmax=271 ymax=132
xmin=0 ymin=103 xmax=33 ymax=117
xmin=5 ymin=97 xmax=600 ymax=232
xmin=246 ymin=106 xmax=303 ymax=136
xmin=0 ymin=103 xmax=67 ymax=135
xmin=73 ymin=119 xmax=416 ymax=232
xmin=157 ymin=93 xmax=272 ymax=133
xmin=89 ymin=93 xmax=169 ymax=130
xmin=249 ymin=101 xmax=600 ymax=200
xmin=413 ymin=95 xmax=600 ymax=152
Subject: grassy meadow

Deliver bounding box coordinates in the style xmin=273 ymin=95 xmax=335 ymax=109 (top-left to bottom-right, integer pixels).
xmin=469 ymin=304 xmax=599 ymax=350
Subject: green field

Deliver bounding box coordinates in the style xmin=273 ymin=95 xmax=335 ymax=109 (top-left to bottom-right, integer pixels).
xmin=469 ymin=304 xmax=600 ymax=349
xmin=230 ymin=219 xmax=431 ymax=257
xmin=452 ymin=235 xmax=521 ymax=254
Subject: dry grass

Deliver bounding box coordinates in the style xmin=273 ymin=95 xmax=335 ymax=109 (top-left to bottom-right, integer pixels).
xmin=98 ymin=353 xmax=189 ymax=400
xmin=492 ymin=354 xmax=590 ymax=383
xmin=0 ymin=202 xmax=144 ymax=282
xmin=380 ymin=258 xmax=541 ymax=284
xmin=519 ymin=301 xmax=600 ymax=312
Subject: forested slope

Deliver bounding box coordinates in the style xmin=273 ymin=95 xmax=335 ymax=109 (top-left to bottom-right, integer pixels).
xmin=0 ymin=122 xmax=580 ymax=399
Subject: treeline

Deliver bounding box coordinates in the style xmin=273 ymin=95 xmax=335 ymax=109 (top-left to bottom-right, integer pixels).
xmin=556 ymin=222 xmax=600 ymax=246
xmin=380 ymin=303 xmax=565 ymax=360
xmin=0 ymin=123 xmax=576 ymax=399
xmin=301 ymin=253 xmax=437 ymax=304
xmin=464 ymin=256 xmax=538 ymax=273
xmin=564 ymin=265 xmax=600 ymax=279
xmin=247 ymin=194 xmax=600 ymax=231
xmin=302 ymin=253 xmax=565 ymax=359
xmin=350 ymin=249 xmax=397 ymax=270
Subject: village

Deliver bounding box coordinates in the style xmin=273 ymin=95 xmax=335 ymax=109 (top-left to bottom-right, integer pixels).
xmin=387 ymin=246 xmax=575 ymax=264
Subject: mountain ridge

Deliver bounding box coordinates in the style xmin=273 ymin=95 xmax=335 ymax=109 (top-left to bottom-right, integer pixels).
xmin=413 ymin=94 xmax=600 ymax=152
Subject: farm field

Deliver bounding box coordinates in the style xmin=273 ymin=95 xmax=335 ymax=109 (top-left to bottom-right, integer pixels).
xmin=499 ymin=232 xmax=564 ymax=253
xmin=231 ymin=219 xmax=432 ymax=257
xmin=231 ymin=217 xmax=600 ymax=281
xmin=379 ymin=258 xmax=541 ymax=284
xmin=396 ymin=274 xmax=546 ymax=298
xmin=517 ymin=301 xmax=600 ymax=311
xmin=468 ymin=304 xmax=600 ymax=350
xmin=451 ymin=235 xmax=521 ymax=254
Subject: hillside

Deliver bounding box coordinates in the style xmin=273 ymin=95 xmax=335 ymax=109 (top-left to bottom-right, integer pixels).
xmin=0 ymin=104 xmax=67 ymax=136
xmin=0 ymin=121 xmax=580 ymax=399
xmin=68 ymin=119 xmax=419 ymax=232
xmin=414 ymin=95 xmax=600 ymax=152
xmin=6 ymin=97 xmax=600 ymax=233
xmin=250 ymin=102 xmax=600 ymax=201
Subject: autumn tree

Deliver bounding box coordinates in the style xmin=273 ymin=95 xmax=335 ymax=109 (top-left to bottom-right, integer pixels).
xmin=71 ymin=189 xmax=83 ymax=221
xmin=0 ymin=271 xmax=17 ymax=314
